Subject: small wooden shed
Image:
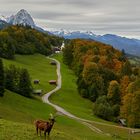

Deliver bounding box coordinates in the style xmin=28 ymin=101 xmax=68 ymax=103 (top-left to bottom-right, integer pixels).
xmin=49 ymin=80 xmax=57 ymax=85
xmin=33 ymin=89 xmax=42 ymax=96
xmin=50 ymin=61 xmax=56 ymax=65
xmin=33 ymin=79 xmax=40 ymax=84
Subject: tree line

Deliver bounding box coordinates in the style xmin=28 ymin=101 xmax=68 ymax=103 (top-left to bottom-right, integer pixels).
xmin=0 ymin=58 xmax=32 ymax=97
xmin=0 ymin=25 xmax=63 ymax=97
xmin=0 ymin=25 xmax=63 ymax=59
xmin=63 ymin=39 xmax=140 ymax=128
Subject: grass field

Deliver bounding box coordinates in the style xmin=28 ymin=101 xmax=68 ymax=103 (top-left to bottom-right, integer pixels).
xmin=0 ymin=90 xmax=55 ymax=123
xmin=0 ymin=54 xmax=116 ymax=140
xmin=0 ymin=118 xmax=115 ymax=140
xmin=3 ymin=54 xmax=57 ymax=93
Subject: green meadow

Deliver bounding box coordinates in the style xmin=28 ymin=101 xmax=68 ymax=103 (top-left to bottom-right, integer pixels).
xmin=3 ymin=54 xmax=57 ymax=93
xmin=0 ymin=54 xmax=116 ymax=140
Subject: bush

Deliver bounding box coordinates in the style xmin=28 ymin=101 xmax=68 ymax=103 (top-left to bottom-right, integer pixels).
xmin=94 ymin=96 xmax=113 ymax=121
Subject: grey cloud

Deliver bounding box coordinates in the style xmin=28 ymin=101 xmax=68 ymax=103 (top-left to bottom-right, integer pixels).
xmin=0 ymin=0 xmax=140 ymax=39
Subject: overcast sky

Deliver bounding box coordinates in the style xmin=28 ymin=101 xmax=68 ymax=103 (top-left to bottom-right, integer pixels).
xmin=0 ymin=0 xmax=140 ymax=39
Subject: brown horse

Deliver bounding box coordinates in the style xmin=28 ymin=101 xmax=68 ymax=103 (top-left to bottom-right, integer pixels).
xmin=34 ymin=114 xmax=56 ymax=139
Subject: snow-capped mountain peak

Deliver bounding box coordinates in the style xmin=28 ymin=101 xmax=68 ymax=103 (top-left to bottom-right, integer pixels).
xmin=8 ymin=9 xmax=35 ymax=27
xmin=0 ymin=15 xmax=7 ymax=22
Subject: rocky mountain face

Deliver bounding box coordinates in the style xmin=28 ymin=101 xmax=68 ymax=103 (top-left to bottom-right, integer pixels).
xmin=0 ymin=9 xmax=45 ymax=32
xmin=7 ymin=9 xmax=35 ymax=27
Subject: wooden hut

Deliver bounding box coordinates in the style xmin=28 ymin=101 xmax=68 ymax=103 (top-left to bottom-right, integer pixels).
xmin=49 ymin=80 xmax=57 ymax=85
xmin=33 ymin=79 xmax=40 ymax=84
xmin=33 ymin=89 xmax=42 ymax=96
xmin=50 ymin=61 xmax=56 ymax=65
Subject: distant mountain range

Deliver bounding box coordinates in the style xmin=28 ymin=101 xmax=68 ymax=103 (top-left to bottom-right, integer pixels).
xmin=0 ymin=9 xmax=140 ymax=56
xmin=51 ymin=30 xmax=140 ymax=56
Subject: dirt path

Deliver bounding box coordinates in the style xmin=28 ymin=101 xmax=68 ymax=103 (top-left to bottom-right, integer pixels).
xmin=42 ymin=57 xmax=103 ymax=133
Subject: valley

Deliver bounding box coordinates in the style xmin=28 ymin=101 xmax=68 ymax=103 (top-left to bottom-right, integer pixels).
xmin=0 ymin=2 xmax=140 ymax=140
xmin=1 ymin=53 xmax=140 ymax=140
xmin=0 ymin=54 xmax=114 ymax=140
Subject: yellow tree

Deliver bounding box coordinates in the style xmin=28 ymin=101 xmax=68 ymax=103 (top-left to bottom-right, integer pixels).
xmin=107 ymin=80 xmax=121 ymax=105
xmin=120 ymin=76 xmax=130 ymax=98
xmin=121 ymin=91 xmax=140 ymax=127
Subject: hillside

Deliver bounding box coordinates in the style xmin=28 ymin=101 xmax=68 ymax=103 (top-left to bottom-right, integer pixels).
xmin=62 ymin=39 xmax=140 ymax=128
xmin=1 ymin=91 xmax=105 ymax=140
xmin=3 ymin=54 xmax=57 ymax=92
xmin=1 ymin=54 xmax=116 ymax=140
xmin=0 ymin=53 xmax=140 ymax=139
xmin=0 ymin=25 xmax=63 ymax=59
xmin=50 ymin=53 xmax=140 ymax=140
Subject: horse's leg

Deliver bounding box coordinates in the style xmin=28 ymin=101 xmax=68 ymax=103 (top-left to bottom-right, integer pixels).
xmin=36 ymin=127 xmax=38 ymax=136
xmin=40 ymin=129 xmax=41 ymax=136
xmin=44 ymin=131 xmax=46 ymax=140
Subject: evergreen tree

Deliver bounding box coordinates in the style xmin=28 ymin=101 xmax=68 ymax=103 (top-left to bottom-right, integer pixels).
xmin=121 ymin=60 xmax=132 ymax=76
xmin=0 ymin=58 xmax=5 ymax=97
xmin=18 ymin=69 xmax=32 ymax=97
xmin=5 ymin=65 xmax=20 ymax=92
xmin=63 ymin=44 xmax=73 ymax=67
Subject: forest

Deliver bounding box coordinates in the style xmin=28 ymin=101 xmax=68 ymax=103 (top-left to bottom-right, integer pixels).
xmin=0 ymin=25 xmax=63 ymax=59
xmin=63 ymin=39 xmax=140 ymax=128
xmin=0 ymin=25 xmax=63 ymax=97
xmin=0 ymin=59 xmax=32 ymax=98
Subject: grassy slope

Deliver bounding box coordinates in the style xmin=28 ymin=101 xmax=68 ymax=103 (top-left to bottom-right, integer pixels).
xmin=0 ymin=54 xmax=113 ymax=140
xmin=0 ymin=118 xmax=112 ymax=140
xmin=50 ymin=53 xmax=140 ymax=140
xmin=3 ymin=54 xmax=57 ymax=92
xmin=0 ymin=90 xmax=54 ymax=123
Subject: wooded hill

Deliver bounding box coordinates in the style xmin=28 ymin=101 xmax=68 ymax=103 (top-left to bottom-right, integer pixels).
xmin=63 ymin=39 xmax=140 ymax=128
xmin=0 ymin=25 xmax=63 ymax=59
xmin=0 ymin=25 xmax=63 ymax=97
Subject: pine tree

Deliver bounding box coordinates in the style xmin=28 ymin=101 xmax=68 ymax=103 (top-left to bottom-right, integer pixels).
xmin=18 ymin=69 xmax=32 ymax=97
xmin=0 ymin=58 xmax=5 ymax=97
xmin=121 ymin=60 xmax=132 ymax=76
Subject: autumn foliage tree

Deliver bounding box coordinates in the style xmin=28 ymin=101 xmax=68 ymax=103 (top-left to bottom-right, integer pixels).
xmin=121 ymin=78 xmax=140 ymax=127
xmin=107 ymin=80 xmax=121 ymax=105
xmin=63 ymin=39 xmax=139 ymax=125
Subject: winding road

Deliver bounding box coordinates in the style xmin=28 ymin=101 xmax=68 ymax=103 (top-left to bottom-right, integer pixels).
xmin=42 ymin=57 xmax=138 ymax=135
xmin=42 ymin=57 xmax=102 ymax=133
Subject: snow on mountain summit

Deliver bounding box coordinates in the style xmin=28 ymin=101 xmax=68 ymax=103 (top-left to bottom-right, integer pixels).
xmin=0 ymin=15 xmax=8 ymax=22
xmin=8 ymin=9 xmax=35 ymax=27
